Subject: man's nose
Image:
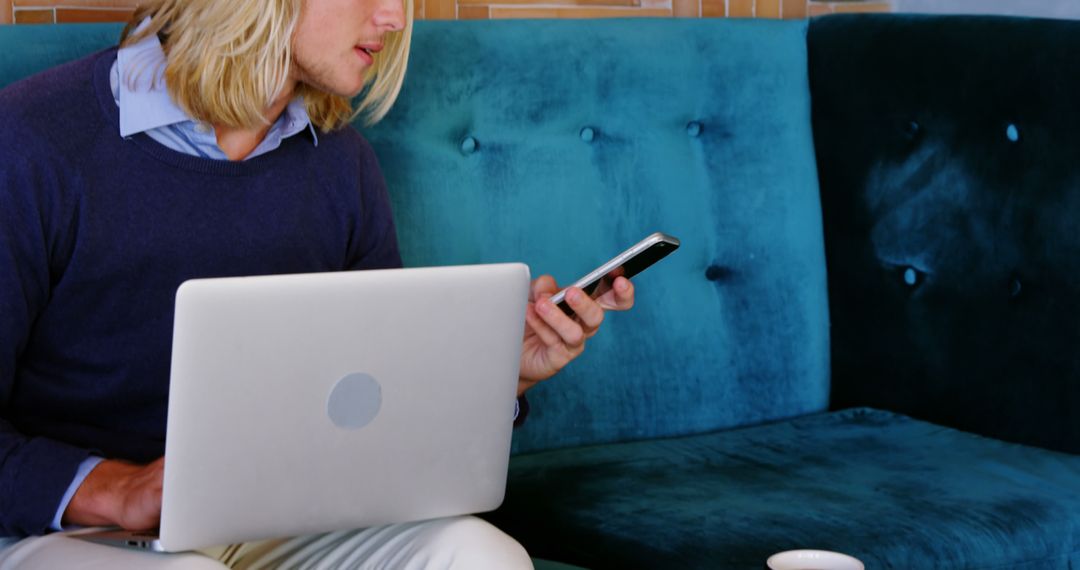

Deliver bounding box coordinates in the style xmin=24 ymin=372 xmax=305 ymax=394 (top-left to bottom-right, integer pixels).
xmin=374 ymin=0 xmax=406 ymax=33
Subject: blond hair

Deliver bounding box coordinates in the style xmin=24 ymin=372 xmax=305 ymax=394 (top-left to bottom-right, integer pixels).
xmin=121 ymin=0 xmax=413 ymax=131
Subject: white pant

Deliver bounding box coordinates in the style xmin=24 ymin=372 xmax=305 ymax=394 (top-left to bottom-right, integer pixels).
xmin=0 ymin=516 xmax=532 ymax=570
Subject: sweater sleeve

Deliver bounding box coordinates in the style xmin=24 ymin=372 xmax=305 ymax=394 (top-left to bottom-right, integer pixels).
xmin=0 ymin=149 xmax=94 ymax=537
xmin=345 ymin=135 xmax=403 ymax=271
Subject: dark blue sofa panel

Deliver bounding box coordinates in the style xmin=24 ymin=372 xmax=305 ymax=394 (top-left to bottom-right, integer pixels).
xmin=809 ymin=14 xmax=1080 ymax=454
xmin=490 ymin=408 xmax=1080 ymax=569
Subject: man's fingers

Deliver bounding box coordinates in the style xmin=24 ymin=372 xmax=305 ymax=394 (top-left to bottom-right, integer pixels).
xmin=614 ymin=277 xmax=634 ymax=309
xmin=531 ymin=275 xmax=558 ymax=302
xmin=525 ymin=304 xmax=564 ymax=348
xmin=598 ymin=277 xmax=635 ymax=311
xmin=564 ymin=288 xmax=604 ymax=336
xmin=535 ymin=297 xmax=585 ymax=348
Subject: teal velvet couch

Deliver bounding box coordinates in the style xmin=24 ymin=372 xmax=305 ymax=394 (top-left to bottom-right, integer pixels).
xmin=3 ymin=13 xmax=1080 ymax=570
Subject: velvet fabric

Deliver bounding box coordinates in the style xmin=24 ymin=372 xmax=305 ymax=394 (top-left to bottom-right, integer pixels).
xmin=489 ymin=407 xmax=1080 ymax=569
xmin=0 ymin=23 xmax=119 ymax=87
xmin=363 ymin=19 xmax=830 ymax=454
xmin=808 ymin=15 xmax=1080 ymax=454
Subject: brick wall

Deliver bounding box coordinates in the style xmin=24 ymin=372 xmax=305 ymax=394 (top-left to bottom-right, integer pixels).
xmin=435 ymin=0 xmax=891 ymax=19
xmin=2 ymin=0 xmax=890 ymax=24
xmin=4 ymin=0 xmax=140 ymax=24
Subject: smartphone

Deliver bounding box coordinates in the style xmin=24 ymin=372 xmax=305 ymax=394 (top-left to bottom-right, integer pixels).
xmin=549 ymin=232 xmax=680 ymax=316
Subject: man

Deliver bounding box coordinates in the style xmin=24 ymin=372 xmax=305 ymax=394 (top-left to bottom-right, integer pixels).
xmin=0 ymin=0 xmax=636 ymax=567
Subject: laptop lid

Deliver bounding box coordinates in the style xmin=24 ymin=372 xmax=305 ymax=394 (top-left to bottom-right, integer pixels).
xmin=158 ymin=263 xmax=530 ymax=552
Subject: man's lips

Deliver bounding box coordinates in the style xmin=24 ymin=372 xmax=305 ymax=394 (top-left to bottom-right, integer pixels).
xmin=355 ymin=43 xmax=384 ymax=65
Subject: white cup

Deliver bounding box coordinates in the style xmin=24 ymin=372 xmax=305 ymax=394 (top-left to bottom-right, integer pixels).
xmin=765 ymin=549 xmax=865 ymax=570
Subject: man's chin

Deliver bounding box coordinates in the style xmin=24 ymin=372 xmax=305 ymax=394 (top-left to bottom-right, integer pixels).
xmin=328 ymin=81 xmax=366 ymax=99
xmin=303 ymin=78 xmax=365 ymax=99
xmin=343 ymin=86 xmax=366 ymax=99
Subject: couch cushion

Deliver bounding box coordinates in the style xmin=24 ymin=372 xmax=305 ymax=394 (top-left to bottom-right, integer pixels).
xmin=363 ymin=19 xmax=829 ymax=454
xmin=487 ymin=408 xmax=1080 ymax=569
xmin=809 ymin=14 xmax=1080 ymax=454
xmin=0 ymin=24 xmax=121 ymax=89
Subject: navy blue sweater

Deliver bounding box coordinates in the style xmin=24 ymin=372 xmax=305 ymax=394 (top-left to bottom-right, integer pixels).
xmin=0 ymin=48 xmax=402 ymax=537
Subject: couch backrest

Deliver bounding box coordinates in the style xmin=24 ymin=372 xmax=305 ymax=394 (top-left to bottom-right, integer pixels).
xmin=809 ymin=14 xmax=1080 ymax=453
xmin=0 ymin=19 xmax=831 ymax=455
xmin=0 ymin=23 xmax=120 ymax=87
xmin=362 ymin=19 xmax=830 ymax=453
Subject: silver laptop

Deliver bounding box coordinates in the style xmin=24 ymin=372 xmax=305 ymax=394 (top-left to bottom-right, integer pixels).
xmin=81 ymin=263 xmax=530 ymax=552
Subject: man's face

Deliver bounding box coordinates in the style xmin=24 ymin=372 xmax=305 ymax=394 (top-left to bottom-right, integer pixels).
xmin=291 ymin=0 xmax=405 ymax=98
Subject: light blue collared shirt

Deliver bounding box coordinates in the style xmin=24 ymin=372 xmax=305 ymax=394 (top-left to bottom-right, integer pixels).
xmin=108 ymin=20 xmax=318 ymax=160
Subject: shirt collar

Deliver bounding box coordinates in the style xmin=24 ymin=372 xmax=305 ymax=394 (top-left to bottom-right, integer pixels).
xmin=115 ymin=21 xmax=318 ymax=146
xmin=115 ymin=27 xmax=188 ymax=137
xmin=279 ymin=98 xmax=319 ymax=145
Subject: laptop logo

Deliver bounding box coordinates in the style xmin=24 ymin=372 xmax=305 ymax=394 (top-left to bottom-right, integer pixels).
xmin=327 ymin=373 xmax=382 ymax=430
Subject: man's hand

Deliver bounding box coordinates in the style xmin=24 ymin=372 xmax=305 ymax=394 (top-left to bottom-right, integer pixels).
xmin=518 ymin=275 xmax=635 ymax=396
xmin=63 ymin=457 xmax=164 ymax=530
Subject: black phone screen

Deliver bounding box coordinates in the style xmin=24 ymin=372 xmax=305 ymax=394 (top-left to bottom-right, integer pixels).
xmin=557 ymin=239 xmax=678 ymax=315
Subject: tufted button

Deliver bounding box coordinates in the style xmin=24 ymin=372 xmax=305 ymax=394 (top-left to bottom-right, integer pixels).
xmin=686 ymin=121 xmax=703 ymax=138
xmin=903 ymin=120 xmax=921 ymax=141
xmin=1006 ymin=124 xmax=1020 ymax=143
xmin=1010 ymin=276 xmax=1022 ymax=298
xmin=705 ymin=265 xmax=730 ymax=282
xmin=579 ymin=127 xmax=596 ymax=143
xmin=460 ymin=136 xmax=478 ymax=155
xmin=903 ymin=267 xmax=919 ymax=287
